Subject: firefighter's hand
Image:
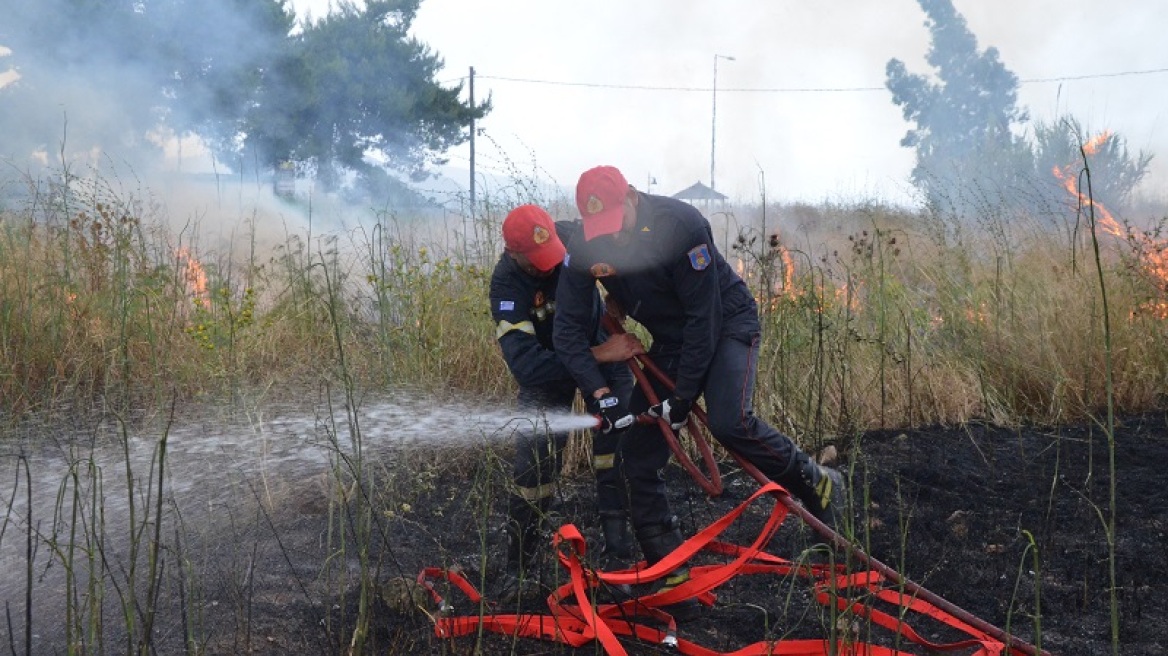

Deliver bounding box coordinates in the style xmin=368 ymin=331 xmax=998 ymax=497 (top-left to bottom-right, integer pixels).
xmin=591 ymin=333 xmax=644 ymax=363
xmin=646 ymin=396 xmax=691 ymax=431
xmin=588 ymin=391 xmax=634 ymax=434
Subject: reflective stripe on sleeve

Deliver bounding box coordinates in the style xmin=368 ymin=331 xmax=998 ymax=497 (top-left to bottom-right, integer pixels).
xmin=496 ymin=320 xmax=536 ymax=339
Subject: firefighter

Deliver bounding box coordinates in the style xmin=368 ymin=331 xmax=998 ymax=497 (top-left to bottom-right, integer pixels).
xmin=490 ymin=203 xmax=642 ymax=604
xmin=553 ymin=166 xmax=847 ymax=619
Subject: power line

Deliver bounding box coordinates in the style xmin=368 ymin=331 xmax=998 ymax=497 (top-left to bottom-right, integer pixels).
xmin=1023 ymin=67 xmax=1168 ymax=83
xmin=451 ymin=66 xmax=1168 ymax=94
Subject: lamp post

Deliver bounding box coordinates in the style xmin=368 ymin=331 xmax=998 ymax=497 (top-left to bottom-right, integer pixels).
xmin=710 ymin=53 xmax=735 ymax=193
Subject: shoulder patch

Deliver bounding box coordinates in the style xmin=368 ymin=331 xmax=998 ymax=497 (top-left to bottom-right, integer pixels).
xmin=590 ymin=262 xmax=616 ymax=278
xmin=498 ymin=300 xmax=515 ymax=311
xmin=687 ymin=244 xmax=711 ymax=271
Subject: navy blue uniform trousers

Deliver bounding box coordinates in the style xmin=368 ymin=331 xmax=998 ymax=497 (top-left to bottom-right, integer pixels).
xmin=619 ymin=324 xmax=796 ymax=529
xmin=512 ymin=367 xmax=633 ymax=520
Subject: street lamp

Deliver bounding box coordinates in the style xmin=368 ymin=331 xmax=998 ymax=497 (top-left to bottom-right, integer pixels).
xmin=710 ymin=54 xmax=735 ymax=192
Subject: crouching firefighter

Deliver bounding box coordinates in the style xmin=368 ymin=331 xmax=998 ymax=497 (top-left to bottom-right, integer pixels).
xmin=554 ymin=166 xmax=848 ymax=621
xmin=490 ymin=204 xmax=643 ymax=604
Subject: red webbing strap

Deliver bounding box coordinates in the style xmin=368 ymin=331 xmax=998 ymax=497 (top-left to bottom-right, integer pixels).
xmin=815 ymin=570 xmax=1004 ymax=654
xmin=552 ymin=482 xmax=790 ymax=612
xmin=420 ymin=482 xmax=1020 ymax=655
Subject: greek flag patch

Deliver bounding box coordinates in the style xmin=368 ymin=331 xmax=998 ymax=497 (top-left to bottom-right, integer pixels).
xmin=499 ymin=300 xmax=515 ymax=311
xmin=687 ymin=244 xmax=711 ymax=271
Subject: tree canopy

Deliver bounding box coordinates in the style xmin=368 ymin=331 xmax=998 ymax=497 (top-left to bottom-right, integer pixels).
xmin=885 ymin=0 xmax=1151 ymax=217
xmin=885 ymin=0 xmax=1032 ymax=211
xmin=0 ymin=0 xmax=487 ymax=196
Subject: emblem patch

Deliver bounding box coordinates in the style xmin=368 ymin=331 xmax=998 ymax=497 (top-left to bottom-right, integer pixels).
xmin=585 ymin=195 xmax=604 ymax=215
xmin=590 ymin=262 xmax=616 ymax=278
xmin=499 ymin=300 xmax=515 ymax=311
xmin=532 ymin=225 xmax=550 ymax=244
xmin=687 ymin=244 xmax=711 ymax=271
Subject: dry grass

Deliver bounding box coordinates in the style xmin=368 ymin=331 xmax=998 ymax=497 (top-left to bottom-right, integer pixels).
xmin=2 ymin=169 xmax=1166 ymax=434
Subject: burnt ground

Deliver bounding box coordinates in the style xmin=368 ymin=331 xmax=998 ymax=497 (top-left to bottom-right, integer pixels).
xmin=6 ymin=412 xmax=1166 ymax=655
xmin=231 ymin=412 xmax=1166 ymax=655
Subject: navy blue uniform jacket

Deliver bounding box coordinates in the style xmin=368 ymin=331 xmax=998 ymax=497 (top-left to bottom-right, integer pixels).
xmin=553 ymin=193 xmax=757 ymax=402
xmin=490 ymin=220 xmax=607 ymax=403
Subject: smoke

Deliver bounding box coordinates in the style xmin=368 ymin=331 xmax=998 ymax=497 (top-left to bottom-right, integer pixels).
xmin=2 ymin=1 xmax=265 ymax=171
xmin=0 ymin=1 xmax=338 ymax=250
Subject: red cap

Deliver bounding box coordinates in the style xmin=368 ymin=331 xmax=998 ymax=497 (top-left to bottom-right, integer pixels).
xmin=576 ymin=166 xmax=629 ymax=241
xmin=502 ymin=204 xmax=566 ymax=272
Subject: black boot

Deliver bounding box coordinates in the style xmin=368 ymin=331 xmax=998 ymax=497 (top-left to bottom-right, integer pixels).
xmin=597 ymin=511 xmax=635 ymax=571
xmin=496 ymin=512 xmax=542 ymax=605
xmin=776 ymin=449 xmax=846 ymax=531
xmin=593 ymin=511 xmax=635 ymax=601
xmin=635 ymin=518 xmax=703 ymax=622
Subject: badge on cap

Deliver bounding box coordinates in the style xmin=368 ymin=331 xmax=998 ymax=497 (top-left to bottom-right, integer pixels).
xmin=585 ymin=195 xmax=604 ymax=215
xmin=532 ymin=225 xmax=550 ymax=244
xmin=688 ymin=244 xmax=711 ymax=271
xmin=590 ymin=262 xmax=616 ymax=278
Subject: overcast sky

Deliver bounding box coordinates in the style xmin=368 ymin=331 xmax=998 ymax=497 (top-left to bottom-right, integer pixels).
xmin=293 ymin=0 xmax=1167 ymax=207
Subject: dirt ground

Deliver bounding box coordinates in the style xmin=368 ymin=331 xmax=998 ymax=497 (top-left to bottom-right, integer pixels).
xmin=254 ymin=412 xmax=1166 ymax=655
xmin=10 ymin=410 xmax=1164 ymax=655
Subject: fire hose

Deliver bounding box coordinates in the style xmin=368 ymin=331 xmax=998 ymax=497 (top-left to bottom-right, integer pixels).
xmin=600 ymin=314 xmax=1050 ymax=656
xmin=414 ymin=319 xmax=1052 ymax=655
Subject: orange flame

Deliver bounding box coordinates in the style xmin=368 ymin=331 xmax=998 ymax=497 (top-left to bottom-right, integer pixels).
xmin=1053 ymin=131 xmax=1168 ymax=318
xmin=176 ymin=247 xmax=209 ymax=308
xmin=777 ymin=242 xmax=795 ymax=296
xmin=1051 ymin=131 xmax=1122 ymax=238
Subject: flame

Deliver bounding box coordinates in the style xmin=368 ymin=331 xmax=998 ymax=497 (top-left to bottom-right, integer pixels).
xmin=1051 ymin=131 xmax=1122 ymax=238
xmin=1053 ymin=131 xmax=1168 ymax=318
xmin=777 ymin=242 xmax=795 ymax=296
xmin=754 ymin=232 xmax=803 ymax=312
xmin=176 ymin=247 xmax=209 ymax=308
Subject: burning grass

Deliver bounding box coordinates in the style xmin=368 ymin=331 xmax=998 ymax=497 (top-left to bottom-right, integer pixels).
xmin=1 ymin=166 xmax=1167 ymax=431
xmin=2 ymin=161 xmax=1166 ymax=655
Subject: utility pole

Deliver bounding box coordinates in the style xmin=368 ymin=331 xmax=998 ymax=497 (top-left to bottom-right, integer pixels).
xmin=467 ymin=66 xmax=476 ymax=262
xmin=710 ymin=54 xmax=735 ymax=193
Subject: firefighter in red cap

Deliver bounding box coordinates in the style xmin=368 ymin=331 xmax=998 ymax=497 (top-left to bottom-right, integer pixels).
xmin=553 ymin=166 xmax=846 ymax=620
xmin=490 ymin=203 xmax=642 ymax=604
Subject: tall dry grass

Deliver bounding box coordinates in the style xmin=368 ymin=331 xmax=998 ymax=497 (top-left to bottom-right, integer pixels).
xmin=2 ymin=163 xmax=1162 ymax=654
xmin=1 ymin=166 xmax=1166 ymax=433
xmin=0 ymin=171 xmax=507 ymax=418
xmin=733 ymin=201 xmax=1168 ymax=439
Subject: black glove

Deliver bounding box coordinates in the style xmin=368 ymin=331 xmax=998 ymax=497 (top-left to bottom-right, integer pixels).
xmin=646 ymin=395 xmax=691 ymax=430
xmin=588 ymin=392 xmax=634 ymax=434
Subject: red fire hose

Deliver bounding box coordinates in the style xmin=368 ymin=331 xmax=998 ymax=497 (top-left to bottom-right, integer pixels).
xmin=602 ymin=314 xmax=1050 ymax=656
xmin=601 ymin=314 xmax=723 ymax=496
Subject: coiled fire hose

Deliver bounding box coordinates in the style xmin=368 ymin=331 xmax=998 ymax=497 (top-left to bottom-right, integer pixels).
xmin=413 ymin=318 xmax=1051 ymax=656
xmin=599 ymin=314 xmax=1050 ymax=656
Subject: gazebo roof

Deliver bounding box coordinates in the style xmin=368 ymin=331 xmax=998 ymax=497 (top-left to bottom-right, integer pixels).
xmin=670 ymin=181 xmax=728 ymax=202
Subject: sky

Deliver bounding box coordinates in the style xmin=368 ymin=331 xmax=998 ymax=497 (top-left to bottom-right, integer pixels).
xmin=1 ymin=1 xmax=1163 ymax=212
xmin=292 ymin=0 xmax=1168 ymax=207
